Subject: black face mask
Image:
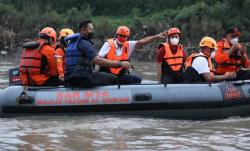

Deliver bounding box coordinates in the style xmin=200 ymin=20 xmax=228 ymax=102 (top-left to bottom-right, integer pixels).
xmin=60 ymin=37 xmax=67 ymax=47
xmin=87 ymin=32 xmax=94 ymax=40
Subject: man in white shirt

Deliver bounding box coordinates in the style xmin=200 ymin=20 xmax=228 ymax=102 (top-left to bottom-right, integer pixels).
xmin=191 ymin=52 xmax=211 ymax=75
xmin=185 ymin=36 xmax=236 ymax=83
xmin=99 ymin=25 xmax=165 ymax=84
xmin=99 ymin=40 xmax=137 ymax=59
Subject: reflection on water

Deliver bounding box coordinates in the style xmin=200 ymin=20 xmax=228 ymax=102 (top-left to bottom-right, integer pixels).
xmin=1 ymin=61 xmax=250 ymax=150
xmin=1 ymin=116 xmax=250 ymax=151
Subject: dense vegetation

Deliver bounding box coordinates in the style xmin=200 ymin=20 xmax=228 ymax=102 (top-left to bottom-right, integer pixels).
xmin=0 ymin=0 xmax=250 ymax=53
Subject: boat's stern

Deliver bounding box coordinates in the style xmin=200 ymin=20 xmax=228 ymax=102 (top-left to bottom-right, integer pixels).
xmin=0 ymin=86 xmax=24 ymax=116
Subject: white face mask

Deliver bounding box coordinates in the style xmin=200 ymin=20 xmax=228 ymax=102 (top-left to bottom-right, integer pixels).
xmin=230 ymin=38 xmax=238 ymax=45
xmin=170 ymin=37 xmax=179 ymax=45
xmin=210 ymin=51 xmax=216 ymax=58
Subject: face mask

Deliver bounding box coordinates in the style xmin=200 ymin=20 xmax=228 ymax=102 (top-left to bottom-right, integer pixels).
xmin=60 ymin=38 xmax=67 ymax=47
xmin=87 ymin=32 xmax=94 ymax=40
xmin=170 ymin=37 xmax=179 ymax=45
xmin=230 ymin=38 xmax=238 ymax=45
xmin=117 ymin=37 xmax=127 ymax=43
xmin=210 ymin=51 xmax=216 ymax=58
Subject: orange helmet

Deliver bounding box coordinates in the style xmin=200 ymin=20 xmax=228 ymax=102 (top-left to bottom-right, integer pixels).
xmin=116 ymin=26 xmax=130 ymax=37
xmin=167 ymin=27 xmax=181 ymax=36
xmin=40 ymin=27 xmax=57 ymax=44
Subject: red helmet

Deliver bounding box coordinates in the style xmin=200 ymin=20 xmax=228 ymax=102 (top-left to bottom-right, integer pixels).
xmin=40 ymin=27 xmax=57 ymax=44
xmin=167 ymin=27 xmax=181 ymax=36
xmin=116 ymin=26 xmax=130 ymax=37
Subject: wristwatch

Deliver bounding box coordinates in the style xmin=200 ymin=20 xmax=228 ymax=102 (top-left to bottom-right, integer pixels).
xmin=118 ymin=61 xmax=123 ymax=67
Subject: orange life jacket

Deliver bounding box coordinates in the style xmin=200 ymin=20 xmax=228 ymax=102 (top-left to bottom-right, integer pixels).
xmin=20 ymin=40 xmax=58 ymax=86
xmin=186 ymin=53 xmax=214 ymax=72
xmin=162 ymin=43 xmax=184 ymax=72
xmin=215 ymin=39 xmax=244 ymax=74
xmin=106 ymin=39 xmax=129 ymax=75
xmin=20 ymin=41 xmax=45 ymax=75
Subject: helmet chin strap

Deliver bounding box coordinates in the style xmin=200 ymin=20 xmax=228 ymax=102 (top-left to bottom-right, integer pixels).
xmin=49 ymin=38 xmax=52 ymax=44
xmin=42 ymin=38 xmax=53 ymax=46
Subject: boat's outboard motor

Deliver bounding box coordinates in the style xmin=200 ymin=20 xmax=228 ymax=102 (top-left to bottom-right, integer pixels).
xmin=9 ymin=67 xmax=21 ymax=86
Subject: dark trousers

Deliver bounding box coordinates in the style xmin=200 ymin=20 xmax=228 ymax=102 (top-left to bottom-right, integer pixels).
xmin=235 ymin=70 xmax=250 ymax=80
xmin=65 ymin=72 xmax=118 ymax=87
xmin=118 ymin=74 xmax=142 ymax=85
xmin=161 ymin=73 xmax=183 ymax=84
xmin=42 ymin=76 xmax=60 ymax=86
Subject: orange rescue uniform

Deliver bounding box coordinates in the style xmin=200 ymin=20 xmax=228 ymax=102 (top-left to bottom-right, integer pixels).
xmin=20 ymin=40 xmax=58 ymax=85
xmin=214 ymin=39 xmax=249 ymax=74
xmin=55 ymin=45 xmax=65 ymax=79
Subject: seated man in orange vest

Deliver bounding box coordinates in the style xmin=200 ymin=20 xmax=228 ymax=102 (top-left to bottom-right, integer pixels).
xmin=157 ymin=27 xmax=186 ymax=84
xmin=214 ymin=27 xmax=250 ymax=80
xmin=98 ymin=26 xmax=165 ymax=84
xmin=55 ymin=28 xmax=74 ymax=82
xmin=20 ymin=27 xmax=59 ymax=86
xmin=184 ymin=37 xmax=236 ymax=83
